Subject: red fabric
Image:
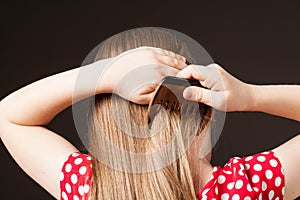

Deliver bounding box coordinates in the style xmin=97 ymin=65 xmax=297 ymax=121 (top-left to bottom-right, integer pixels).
xmin=60 ymin=151 xmax=285 ymax=200
xmin=60 ymin=152 xmax=92 ymax=200
xmin=198 ymin=151 xmax=285 ymax=200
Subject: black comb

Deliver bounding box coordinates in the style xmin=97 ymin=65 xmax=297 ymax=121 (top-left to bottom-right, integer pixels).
xmin=147 ymin=76 xmax=208 ymax=127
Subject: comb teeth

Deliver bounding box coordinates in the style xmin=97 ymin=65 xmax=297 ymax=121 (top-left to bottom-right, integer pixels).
xmin=148 ymin=76 xmax=205 ymax=126
xmin=165 ymin=100 xmax=169 ymax=109
xmin=161 ymin=100 xmax=180 ymax=112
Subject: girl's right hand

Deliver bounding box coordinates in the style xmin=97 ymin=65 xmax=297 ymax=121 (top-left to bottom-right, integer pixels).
xmin=176 ymin=64 xmax=255 ymax=112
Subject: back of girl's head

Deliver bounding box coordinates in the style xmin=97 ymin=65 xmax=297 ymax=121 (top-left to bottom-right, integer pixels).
xmin=87 ymin=27 xmax=212 ymax=199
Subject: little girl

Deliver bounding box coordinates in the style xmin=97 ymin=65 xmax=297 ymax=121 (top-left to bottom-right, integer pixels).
xmin=1 ymin=28 xmax=299 ymax=199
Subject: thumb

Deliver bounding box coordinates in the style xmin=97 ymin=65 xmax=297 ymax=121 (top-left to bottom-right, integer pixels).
xmin=183 ymin=86 xmax=213 ymax=106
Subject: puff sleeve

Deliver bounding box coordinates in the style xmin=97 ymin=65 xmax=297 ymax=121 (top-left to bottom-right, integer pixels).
xmin=198 ymin=151 xmax=285 ymax=200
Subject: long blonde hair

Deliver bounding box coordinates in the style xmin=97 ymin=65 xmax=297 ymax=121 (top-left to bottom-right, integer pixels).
xmin=86 ymin=28 xmax=211 ymax=199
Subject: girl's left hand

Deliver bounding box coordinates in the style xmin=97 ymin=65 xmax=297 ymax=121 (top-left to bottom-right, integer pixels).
xmin=98 ymin=46 xmax=188 ymax=104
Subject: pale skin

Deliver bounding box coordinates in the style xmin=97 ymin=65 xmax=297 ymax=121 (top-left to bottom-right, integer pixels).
xmin=0 ymin=47 xmax=300 ymax=199
xmin=0 ymin=47 xmax=187 ymax=199
xmin=177 ymin=64 xmax=300 ymax=199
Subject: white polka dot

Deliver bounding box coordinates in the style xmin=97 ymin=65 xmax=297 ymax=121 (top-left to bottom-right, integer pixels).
xmin=79 ymin=166 xmax=87 ymax=175
xmin=213 ymin=166 xmax=218 ymax=172
xmin=227 ymin=182 xmax=234 ymax=190
xmin=90 ymin=164 xmax=93 ymax=168
xmin=65 ymin=163 xmax=72 ymax=173
xmin=84 ymin=184 xmax=90 ymax=193
xmin=247 ymin=184 xmax=253 ymax=192
xmin=233 ymin=159 xmax=238 ymax=164
xmin=266 ymin=170 xmax=273 ymax=179
xmin=275 ymin=177 xmax=281 ymax=187
xmin=258 ymin=193 xmax=262 ymax=200
xmin=218 ymin=175 xmax=226 ymax=184
xmin=73 ymin=195 xmax=79 ymax=200
xmin=262 ymin=151 xmax=270 ymax=155
xmin=78 ymin=185 xmax=84 ymax=196
xmin=74 ymin=158 xmax=83 ymax=165
xmin=275 ymin=197 xmax=279 ymax=200
xmin=202 ymin=188 xmax=210 ymax=196
xmin=252 ymin=174 xmax=260 ymax=183
xmin=238 ymin=168 xmax=244 ymax=176
xmin=215 ymin=186 xmax=219 ymax=195
xmin=253 ymin=187 xmax=259 ymax=192
xmin=282 ymin=187 xmax=285 ymax=195
xmin=269 ymin=190 xmax=274 ymax=199
xmin=254 ymin=164 xmax=262 ymax=171
xmin=232 ymin=194 xmax=240 ymax=200
xmin=281 ymin=167 xmax=284 ymax=175
xmin=72 ymin=152 xmax=79 ymax=157
xmin=269 ymin=159 xmax=278 ymax=167
xmin=65 ymin=183 xmax=71 ymax=193
xmin=71 ymin=174 xmax=78 ymax=184
xmin=244 ymin=197 xmax=251 ymax=200
xmin=224 ymin=170 xmax=232 ymax=175
xmin=245 ymin=164 xmax=250 ymax=170
xmin=235 ymin=180 xmax=243 ymax=189
xmin=257 ymin=156 xmax=266 ymax=162
xmin=60 ymin=172 xmax=64 ymax=181
xmin=262 ymin=181 xmax=267 ymax=191
xmin=221 ymin=193 xmax=229 ymax=200
xmin=62 ymin=191 xmax=68 ymax=200
xmin=245 ymin=156 xmax=253 ymax=161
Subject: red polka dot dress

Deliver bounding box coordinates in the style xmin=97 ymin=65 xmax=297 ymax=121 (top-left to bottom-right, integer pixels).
xmin=198 ymin=151 xmax=285 ymax=200
xmin=60 ymin=151 xmax=285 ymax=200
xmin=60 ymin=152 xmax=93 ymax=200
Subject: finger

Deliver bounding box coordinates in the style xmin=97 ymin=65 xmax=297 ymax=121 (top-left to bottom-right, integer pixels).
xmin=176 ymin=65 xmax=206 ymax=81
xmin=154 ymin=49 xmax=186 ymax=63
xmin=163 ymin=49 xmax=186 ymax=63
xmin=161 ymin=66 xmax=179 ymax=77
xmin=183 ymin=86 xmax=211 ymax=105
xmin=136 ymin=93 xmax=155 ymax=105
xmin=159 ymin=55 xmax=187 ymax=70
xmin=183 ymin=86 xmax=225 ymax=109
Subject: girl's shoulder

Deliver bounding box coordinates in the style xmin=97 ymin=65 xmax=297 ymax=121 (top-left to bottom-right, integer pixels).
xmin=60 ymin=152 xmax=93 ymax=200
xmin=199 ymin=150 xmax=285 ymax=200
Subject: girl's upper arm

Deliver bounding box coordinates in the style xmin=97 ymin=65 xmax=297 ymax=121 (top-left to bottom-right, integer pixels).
xmin=273 ymin=134 xmax=300 ymax=199
xmin=0 ymin=117 xmax=78 ymax=200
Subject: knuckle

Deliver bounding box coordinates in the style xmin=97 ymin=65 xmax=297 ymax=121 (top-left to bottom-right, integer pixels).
xmin=162 ymin=49 xmax=169 ymax=55
xmin=209 ymin=63 xmax=222 ymax=71
xmin=173 ymin=58 xmax=179 ymax=65
xmin=169 ymin=51 xmax=176 ymax=57
xmin=207 ymin=63 xmax=217 ymax=68
xmin=196 ymin=91 xmax=203 ymax=102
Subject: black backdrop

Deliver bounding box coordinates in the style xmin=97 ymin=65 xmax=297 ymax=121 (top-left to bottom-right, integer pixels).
xmin=1 ymin=1 xmax=300 ymax=199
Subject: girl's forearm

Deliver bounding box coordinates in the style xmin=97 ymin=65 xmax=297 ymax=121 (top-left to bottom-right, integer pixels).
xmin=248 ymin=84 xmax=300 ymax=121
xmin=0 ymin=59 xmax=111 ymax=126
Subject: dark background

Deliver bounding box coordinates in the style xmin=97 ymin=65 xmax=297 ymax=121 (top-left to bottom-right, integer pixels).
xmin=1 ymin=1 xmax=300 ymax=199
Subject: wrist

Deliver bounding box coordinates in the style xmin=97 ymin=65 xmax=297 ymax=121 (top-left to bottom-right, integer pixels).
xmin=244 ymin=83 xmax=260 ymax=111
xmin=92 ymin=58 xmax=114 ymax=94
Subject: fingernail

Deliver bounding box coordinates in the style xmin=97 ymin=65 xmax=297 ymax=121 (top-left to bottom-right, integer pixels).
xmin=183 ymin=87 xmax=193 ymax=99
